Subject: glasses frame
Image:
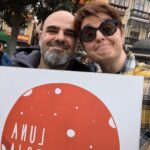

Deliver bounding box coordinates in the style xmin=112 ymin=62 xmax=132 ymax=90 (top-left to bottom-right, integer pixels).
xmin=80 ymin=19 xmax=119 ymax=42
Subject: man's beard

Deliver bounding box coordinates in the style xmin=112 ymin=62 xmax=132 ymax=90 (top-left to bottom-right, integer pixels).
xmin=39 ymin=39 xmax=75 ymax=69
xmin=43 ymin=50 xmax=72 ymax=69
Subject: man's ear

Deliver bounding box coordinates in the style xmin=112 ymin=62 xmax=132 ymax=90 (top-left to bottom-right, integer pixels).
xmin=38 ymin=30 xmax=43 ymax=40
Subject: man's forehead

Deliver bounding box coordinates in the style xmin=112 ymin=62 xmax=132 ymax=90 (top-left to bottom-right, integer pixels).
xmin=43 ymin=11 xmax=75 ymax=29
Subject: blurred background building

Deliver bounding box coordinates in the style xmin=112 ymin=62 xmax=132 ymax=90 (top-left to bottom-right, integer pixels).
xmin=109 ymin=0 xmax=150 ymax=64
xmin=0 ymin=17 xmax=36 ymax=48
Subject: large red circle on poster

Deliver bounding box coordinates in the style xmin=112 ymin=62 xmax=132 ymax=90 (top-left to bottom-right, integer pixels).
xmin=1 ymin=83 xmax=120 ymax=150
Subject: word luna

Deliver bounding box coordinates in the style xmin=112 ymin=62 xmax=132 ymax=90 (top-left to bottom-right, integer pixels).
xmin=11 ymin=122 xmax=46 ymax=146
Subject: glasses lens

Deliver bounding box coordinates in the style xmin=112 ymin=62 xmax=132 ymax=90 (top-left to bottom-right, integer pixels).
xmin=100 ymin=19 xmax=118 ymax=36
xmin=80 ymin=26 xmax=96 ymax=42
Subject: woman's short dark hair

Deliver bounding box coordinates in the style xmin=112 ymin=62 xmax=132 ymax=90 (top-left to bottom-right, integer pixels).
xmin=74 ymin=2 xmax=123 ymax=36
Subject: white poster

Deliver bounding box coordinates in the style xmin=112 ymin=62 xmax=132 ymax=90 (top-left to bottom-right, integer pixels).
xmin=0 ymin=66 xmax=143 ymax=150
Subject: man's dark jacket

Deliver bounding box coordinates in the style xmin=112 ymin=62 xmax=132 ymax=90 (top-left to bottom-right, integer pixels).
xmin=12 ymin=47 xmax=95 ymax=72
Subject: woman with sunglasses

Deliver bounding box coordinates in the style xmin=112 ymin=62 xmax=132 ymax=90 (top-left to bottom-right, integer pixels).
xmin=75 ymin=2 xmax=128 ymax=73
xmin=75 ymin=2 xmax=150 ymax=150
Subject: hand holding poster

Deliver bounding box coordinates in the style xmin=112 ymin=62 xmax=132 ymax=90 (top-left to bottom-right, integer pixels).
xmin=0 ymin=67 xmax=143 ymax=150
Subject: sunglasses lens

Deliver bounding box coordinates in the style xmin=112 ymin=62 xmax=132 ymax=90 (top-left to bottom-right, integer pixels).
xmin=80 ymin=26 xmax=96 ymax=42
xmin=100 ymin=20 xmax=117 ymax=36
xmin=80 ymin=19 xmax=118 ymax=42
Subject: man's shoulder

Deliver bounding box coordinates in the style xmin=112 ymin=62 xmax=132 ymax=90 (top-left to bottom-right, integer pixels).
xmin=12 ymin=46 xmax=40 ymax=68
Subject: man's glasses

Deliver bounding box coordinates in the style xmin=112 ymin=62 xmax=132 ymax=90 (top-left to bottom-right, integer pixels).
xmin=80 ymin=19 xmax=119 ymax=42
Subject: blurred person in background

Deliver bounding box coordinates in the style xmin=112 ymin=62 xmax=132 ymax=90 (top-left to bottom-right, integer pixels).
xmin=0 ymin=42 xmax=12 ymax=66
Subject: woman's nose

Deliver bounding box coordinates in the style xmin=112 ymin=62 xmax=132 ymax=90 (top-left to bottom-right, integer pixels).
xmin=95 ymin=30 xmax=105 ymax=41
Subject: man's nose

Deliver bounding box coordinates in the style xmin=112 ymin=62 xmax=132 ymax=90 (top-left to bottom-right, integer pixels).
xmin=55 ymin=30 xmax=65 ymax=41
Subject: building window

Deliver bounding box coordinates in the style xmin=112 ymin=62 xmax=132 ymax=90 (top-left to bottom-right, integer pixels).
xmin=134 ymin=0 xmax=144 ymax=10
xmin=133 ymin=0 xmax=150 ymax=14
xmin=146 ymin=0 xmax=150 ymax=12
xmin=130 ymin=31 xmax=139 ymax=39
xmin=109 ymin=0 xmax=129 ymax=7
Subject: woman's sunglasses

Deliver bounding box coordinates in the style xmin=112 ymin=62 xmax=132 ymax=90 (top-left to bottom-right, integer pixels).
xmin=80 ymin=19 xmax=119 ymax=42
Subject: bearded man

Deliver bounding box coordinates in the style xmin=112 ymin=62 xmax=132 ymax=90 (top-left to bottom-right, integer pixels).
xmin=12 ymin=10 xmax=92 ymax=72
